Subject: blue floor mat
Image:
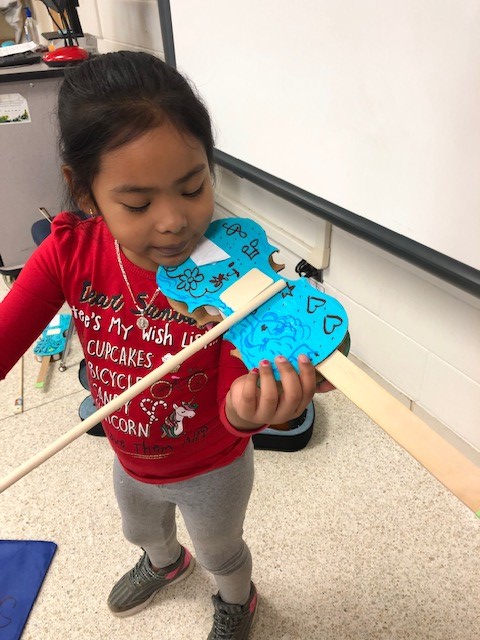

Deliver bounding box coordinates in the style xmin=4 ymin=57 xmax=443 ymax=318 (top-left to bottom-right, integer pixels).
xmin=0 ymin=540 xmax=57 ymax=640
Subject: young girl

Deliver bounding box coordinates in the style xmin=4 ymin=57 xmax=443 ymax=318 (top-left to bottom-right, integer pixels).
xmin=0 ymin=51 xmax=332 ymax=639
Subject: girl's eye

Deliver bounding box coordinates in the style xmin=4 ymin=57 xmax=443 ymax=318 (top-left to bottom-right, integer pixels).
xmin=183 ymin=181 xmax=205 ymax=198
xmin=123 ymin=203 xmax=150 ymax=213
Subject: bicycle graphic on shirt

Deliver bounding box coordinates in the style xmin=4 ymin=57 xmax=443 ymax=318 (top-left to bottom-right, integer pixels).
xmin=150 ymin=367 xmax=208 ymax=400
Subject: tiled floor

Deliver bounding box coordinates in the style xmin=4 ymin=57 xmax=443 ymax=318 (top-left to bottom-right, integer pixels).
xmin=1 ymin=281 xmax=479 ymax=640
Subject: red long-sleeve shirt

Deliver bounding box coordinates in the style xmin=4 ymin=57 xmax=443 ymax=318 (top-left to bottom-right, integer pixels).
xmin=0 ymin=213 xmax=250 ymax=483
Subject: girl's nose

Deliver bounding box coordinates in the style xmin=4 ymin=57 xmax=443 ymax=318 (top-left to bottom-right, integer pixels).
xmin=153 ymin=202 xmax=187 ymax=235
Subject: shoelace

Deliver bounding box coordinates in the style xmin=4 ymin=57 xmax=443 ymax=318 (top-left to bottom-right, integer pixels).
xmin=131 ymin=555 xmax=161 ymax=586
xmin=211 ymin=609 xmax=248 ymax=639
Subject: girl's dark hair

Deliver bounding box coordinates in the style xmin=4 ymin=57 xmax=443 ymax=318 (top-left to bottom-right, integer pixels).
xmin=58 ymin=51 xmax=214 ymax=206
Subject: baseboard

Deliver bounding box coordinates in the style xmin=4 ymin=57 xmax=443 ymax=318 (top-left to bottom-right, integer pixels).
xmin=348 ymin=354 xmax=480 ymax=467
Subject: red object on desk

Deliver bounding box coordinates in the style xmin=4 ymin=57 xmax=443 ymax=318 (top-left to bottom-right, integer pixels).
xmin=42 ymin=46 xmax=89 ymax=67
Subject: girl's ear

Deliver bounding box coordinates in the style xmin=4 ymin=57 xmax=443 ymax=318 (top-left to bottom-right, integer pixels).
xmin=61 ymin=164 xmax=75 ymax=193
xmin=61 ymin=165 xmax=97 ymax=215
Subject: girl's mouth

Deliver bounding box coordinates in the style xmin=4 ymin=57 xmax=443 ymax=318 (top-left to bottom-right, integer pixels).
xmin=153 ymin=242 xmax=188 ymax=257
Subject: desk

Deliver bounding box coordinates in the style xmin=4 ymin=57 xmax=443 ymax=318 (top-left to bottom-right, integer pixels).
xmin=0 ymin=62 xmax=65 ymax=267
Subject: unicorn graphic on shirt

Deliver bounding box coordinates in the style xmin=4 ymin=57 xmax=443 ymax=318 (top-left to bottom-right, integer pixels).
xmin=161 ymin=401 xmax=198 ymax=438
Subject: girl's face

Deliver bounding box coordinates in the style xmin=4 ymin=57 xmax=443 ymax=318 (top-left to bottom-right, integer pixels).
xmin=90 ymin=122 xmax=214 ymax=271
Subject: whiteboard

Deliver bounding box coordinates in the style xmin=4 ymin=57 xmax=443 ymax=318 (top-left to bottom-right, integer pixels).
xmin=169 ymin=0 xmax=480 ymax=271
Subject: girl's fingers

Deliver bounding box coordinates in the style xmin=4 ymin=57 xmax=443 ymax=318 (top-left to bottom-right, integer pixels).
xmin=277 ymin=354 xmax=316 ymax=409
xmin=265 ymin=354 xmax=316 ymax=421
xmin=232 ymin=355 xmax=319 ymax=425
xmin=256 ymin=359 xmax=282 ymax=416
xmin=296 ymin=353 xmax=317 ymax=399
xmin=274 ymin=356 xmax=303 ymax=410
xmin=237 ymin=367 xmax=261 ymax=421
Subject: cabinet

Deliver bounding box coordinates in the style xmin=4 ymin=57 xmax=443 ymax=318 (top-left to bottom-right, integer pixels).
xmin=0 ymin=63 xmax=64 ymax=266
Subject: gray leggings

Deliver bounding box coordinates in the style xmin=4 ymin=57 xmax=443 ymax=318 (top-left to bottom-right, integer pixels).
xmin=113 ymin=441 xmax=254 ymax=605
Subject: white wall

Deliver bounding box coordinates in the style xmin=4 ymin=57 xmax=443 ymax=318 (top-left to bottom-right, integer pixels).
xmin=323 ymin=214 xmax=480 ymax=451
xmin=38 ymin=1 xmax=479 ymax=455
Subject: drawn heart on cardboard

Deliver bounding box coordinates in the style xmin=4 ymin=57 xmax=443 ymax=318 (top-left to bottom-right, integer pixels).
xmin=307 ymin=296 xmax=327 ymax=314
xmin=324 ymin=315 xmax=343 ymax=335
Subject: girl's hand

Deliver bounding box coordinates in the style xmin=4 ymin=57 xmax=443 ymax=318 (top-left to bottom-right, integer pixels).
xmin=225 ymin=354 xmax=320 ymax=431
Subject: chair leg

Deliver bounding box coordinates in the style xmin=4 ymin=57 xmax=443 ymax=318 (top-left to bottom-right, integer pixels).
xmin=35 ymin=356 xmax=51 ymax=388
xmin=0 ymin=254 xmax=24 ymax=289
xmin=14 ymin=357 xmax=24 ymax=414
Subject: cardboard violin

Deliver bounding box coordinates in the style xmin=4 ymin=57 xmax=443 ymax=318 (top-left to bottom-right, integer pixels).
xmin=1 ymin=217 xmax=479 ymax=518
xmin=157 ymin=218 xmax=350 ymax=381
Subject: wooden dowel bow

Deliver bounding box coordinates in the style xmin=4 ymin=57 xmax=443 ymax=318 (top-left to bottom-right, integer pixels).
xmin=0 ymin=279 xmax=286 ymax=494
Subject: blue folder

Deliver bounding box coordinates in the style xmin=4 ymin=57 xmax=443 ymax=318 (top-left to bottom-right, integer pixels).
xmin=0 ymin=540 xmax=57 ymax=640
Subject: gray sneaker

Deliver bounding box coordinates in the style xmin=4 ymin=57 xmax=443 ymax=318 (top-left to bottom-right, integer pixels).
xmin=108 ymin=546 xmax=194 ymax=617
xmin=207 ymin=582 xmax=258 ymax=639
